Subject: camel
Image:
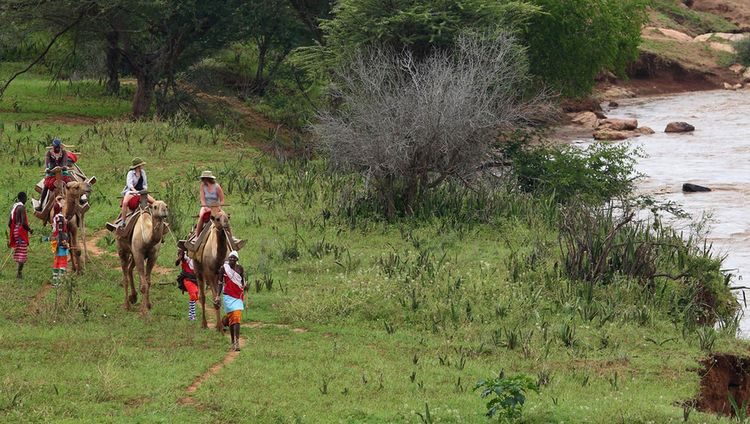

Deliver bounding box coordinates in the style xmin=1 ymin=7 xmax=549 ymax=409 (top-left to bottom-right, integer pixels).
xmin=61 ymin=180 xmax=93 ymax=274
xmin=190 ymin=210 xmax=231 ymax=332
xmin=116 ymin=199 xmax=169 ymax=315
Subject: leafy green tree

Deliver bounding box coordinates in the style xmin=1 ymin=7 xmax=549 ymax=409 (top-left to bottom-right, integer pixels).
xmin=235 ymin=1 xmax=315 ymax=96
xmin=524 ymin=0 xmax=648 ymax=97
xmin=295 ymin=0 xmax=540 ymax=71
xmin=0 ymin=0 xmax=245 ymax=117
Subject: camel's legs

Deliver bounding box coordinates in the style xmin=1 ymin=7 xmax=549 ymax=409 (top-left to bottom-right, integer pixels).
xmin=133 ymin=251 xmax=150 ymax=316
xmin=118 ymin=250 xmax=132 ymax=310
xmin=144 ymin=249 xmax=155 ymax=310
xmin=128 ymin=258 xmax=137 ymax=305
xmin=198 ymin=273 xmax=208 ymax=329
xmin=211 ymin=279 xmax=224 ymax=333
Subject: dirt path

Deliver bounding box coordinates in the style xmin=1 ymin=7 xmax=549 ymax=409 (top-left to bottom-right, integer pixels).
xmin=84 ymin=228 xmax=111 ymax=257
xmin=27 ymin=282 xmax=53 ymax=314
xmin=178 ymin=320 xmax=307 ymax=406
xmin=178 ymin=336 xmax=247 ymax=405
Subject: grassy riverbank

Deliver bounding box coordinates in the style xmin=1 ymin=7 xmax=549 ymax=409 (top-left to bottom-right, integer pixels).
xmin=0 ymin=72 xmax=747 ymax=423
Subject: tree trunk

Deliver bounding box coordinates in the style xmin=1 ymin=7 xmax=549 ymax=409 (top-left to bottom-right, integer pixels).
xmin=104 ymin=31 xmax=120 ymax=95
xmin=132 ymin=71 xmax=155 ymax=118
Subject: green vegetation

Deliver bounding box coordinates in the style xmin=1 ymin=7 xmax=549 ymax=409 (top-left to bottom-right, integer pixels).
xmin=651 ymin=0 xmax=739 ymax=36
xmin=525 ymin=0 xmax=648 ymax=97
xmin=735 ymin=38 xmax=750 ymax=66
xmin=0 ymin=68 xmax=746 ymax=422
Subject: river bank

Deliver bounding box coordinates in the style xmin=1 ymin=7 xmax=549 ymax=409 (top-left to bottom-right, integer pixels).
xmin=563 ymin=89 xmax=750 ymax=337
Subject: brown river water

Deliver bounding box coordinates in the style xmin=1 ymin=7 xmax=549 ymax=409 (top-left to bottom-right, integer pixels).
xmin=572 ymin=89 xmax=750 ymax=336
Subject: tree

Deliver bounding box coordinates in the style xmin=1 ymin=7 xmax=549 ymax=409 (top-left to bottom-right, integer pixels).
xmin=313 ymin=33 xmax=549 ymax=218
xmin=106 ymin=0 xmax=244 ymax=117
xmin=524 ymin=0 xmax=648 ymax=97
xmin=235 ymin=1 xmax=314 ymax=96
xmin=294 ymin=0 xmax=540 ymax=72
xmin=0 ymin=0 xmax=244 ymax=118
xmin=287 ymin=0 xmax=333 ymax=44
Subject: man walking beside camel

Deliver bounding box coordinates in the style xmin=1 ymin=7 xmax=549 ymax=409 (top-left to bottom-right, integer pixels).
xmin=219 ymin=251 xmax=245 ymax=351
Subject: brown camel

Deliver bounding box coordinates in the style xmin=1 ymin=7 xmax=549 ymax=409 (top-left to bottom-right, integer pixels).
xmin=116 ymin=200 xmax=169 ymax=315
xmin=61 ymin=180 xmax=93 ymax=274
xmin=190 ymin=211 xmax=231 ymax=331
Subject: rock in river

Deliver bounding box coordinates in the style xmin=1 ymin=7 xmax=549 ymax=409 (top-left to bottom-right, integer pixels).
xmin=599 ymin=118 xmax=638 ymax=131
xmin=682 ymin=183 xmax=711 ymax=193
xmin=665 ymin=122 xmax=695 ymax=133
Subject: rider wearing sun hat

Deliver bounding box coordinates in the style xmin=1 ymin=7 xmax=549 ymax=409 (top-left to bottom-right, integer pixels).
xmin=194 ymin=170 xmax=225 ymax=237
xmin=116 ymin=157 xmax=155 ymax=227
xmin=38 ymin=138 xmax=72 ymax=210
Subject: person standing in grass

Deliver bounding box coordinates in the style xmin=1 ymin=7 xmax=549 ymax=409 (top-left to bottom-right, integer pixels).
xmin=50 ymin=199 xmax=69 ymax=284
xmin=8 ymin=192 xmax=32 ymax=279
xmin=175 ymin=245 xmax=199 ymax=321
xmin=219 ymin=251 xmax=245 ymax=351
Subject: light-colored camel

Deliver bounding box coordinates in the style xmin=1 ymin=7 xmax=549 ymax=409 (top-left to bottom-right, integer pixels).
xmin=190 ymin=211 xmax=231 ymax=332
xmin=116 ymin=200 xmax=169 ymax=315
xmin=61 ymin=180 xmax=92 ymax=274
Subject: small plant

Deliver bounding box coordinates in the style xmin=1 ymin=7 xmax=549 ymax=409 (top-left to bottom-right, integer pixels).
xmin=475 ymin=371 xmax=539 ymax=420
xmin=728 ymin=394 xmax=750 ymax=423
xmin=557 ymin=321 xmax=576 ymax=347
xmin=416 ymin=402 xmax=433 ymax=424
xmin=697 ymin=326 xmax=717 ymax=352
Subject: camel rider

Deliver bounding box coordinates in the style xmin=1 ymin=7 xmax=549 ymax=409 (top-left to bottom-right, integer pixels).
xmin=118 ymin=157 xmax=155 ymax=227
xmin=38 ymin=138 xmax=72 ymax=211
xmin=194 ymin=170 xmax=225 ymax=237
xmin=219 ymin=251 xmax=245 ymax=352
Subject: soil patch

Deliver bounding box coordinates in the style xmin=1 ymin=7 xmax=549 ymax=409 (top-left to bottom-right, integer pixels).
xmin=696 ymin=354 xmax=750 ymax=416
xmin=693 ymin=0 xmax=750 ymax=30
xmin=178 ymin=337 xmax=246 ymax=406
xmin=85 ymin=229 xmax=110 ymax=257
xmin=40 ymin=115 xmax=103 ymax=126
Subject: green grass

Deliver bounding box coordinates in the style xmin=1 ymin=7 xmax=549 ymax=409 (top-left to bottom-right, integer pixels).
xmin=0 ymin=63 xmax=132 ymax=119
xmin=0 ymin=72 xmax=747 ymax=423
xmin=650 ymin=0 xmax=739 ymax=37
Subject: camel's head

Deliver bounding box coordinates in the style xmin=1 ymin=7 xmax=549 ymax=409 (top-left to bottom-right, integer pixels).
xmin=66 ymin=180 xmax=92 ymax=198
xmin=211 ymin=210 xmax=230 ymax=230
xmin=150 ymin=200 xmax=169 ymax=220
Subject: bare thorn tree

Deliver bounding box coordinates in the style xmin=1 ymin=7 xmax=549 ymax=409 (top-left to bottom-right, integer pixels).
xmin=313 ymin=33 xmax=551 ymax=218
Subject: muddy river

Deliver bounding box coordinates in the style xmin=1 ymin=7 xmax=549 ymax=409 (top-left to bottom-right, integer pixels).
xmin=573 ymin=89 xmax=750 ymax=336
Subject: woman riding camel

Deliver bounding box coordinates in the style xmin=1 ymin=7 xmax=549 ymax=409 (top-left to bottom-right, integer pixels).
xmin=118 ymin=157 xmax=155 ymax=227
xmin=194 ymin=170 xmax=225 ymax=237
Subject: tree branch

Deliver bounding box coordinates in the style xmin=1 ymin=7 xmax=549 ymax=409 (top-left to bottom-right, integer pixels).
xmin=0 ymin=11 xmax=84 ymax=98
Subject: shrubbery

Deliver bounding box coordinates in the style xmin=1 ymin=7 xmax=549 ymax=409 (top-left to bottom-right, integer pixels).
xmin=505 ymin=140 xmax=640 ymax=204
xmin=735 ymin=38 xmax=750 ymax=67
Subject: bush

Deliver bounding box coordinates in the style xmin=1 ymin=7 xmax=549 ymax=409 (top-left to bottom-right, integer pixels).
xmin=314 ymin=33 xmax=550 ymax=218
xmin=475 ymin=371 xmax=539 ymax=420
xmin=295 ymin=0 xmax=540 ymax=71
xmin=735 ymin=38 xmax=750 ymax=67
xmin=506 ymin=141 xmax=640 ymax=204
xmin=525 ymin=0 xmax=648 ymax=97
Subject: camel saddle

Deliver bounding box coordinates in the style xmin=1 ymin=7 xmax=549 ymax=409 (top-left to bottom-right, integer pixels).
xmin=112 ymin=209 xmax=143 ymax=239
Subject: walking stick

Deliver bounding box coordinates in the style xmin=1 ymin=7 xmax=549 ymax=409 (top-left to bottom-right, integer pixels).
xmin=0 ymin=250 xmax=13 ymax=274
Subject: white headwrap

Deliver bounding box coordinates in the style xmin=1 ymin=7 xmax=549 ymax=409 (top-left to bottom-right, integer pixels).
xmin=228 ymin=250 xmax=239 ymax=260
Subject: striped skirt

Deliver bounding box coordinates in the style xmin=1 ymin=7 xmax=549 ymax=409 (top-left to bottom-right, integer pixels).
xmin=12 ymin=228 xmax=27 ymax=263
